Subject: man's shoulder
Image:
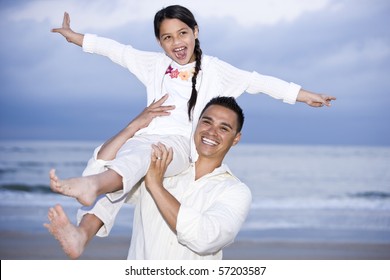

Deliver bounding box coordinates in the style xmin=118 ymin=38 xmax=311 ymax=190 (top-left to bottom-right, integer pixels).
xmin=217 ymin=164 xmax=241 ymax=181
xmin=211 ymin=173 xmax=252 ymax=203
xmin=211 ymin=165 xmax=250 ymax=190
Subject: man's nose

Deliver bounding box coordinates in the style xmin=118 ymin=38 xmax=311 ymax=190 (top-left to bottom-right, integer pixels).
xmin=206 ymin=125 xmax=218 ymax=136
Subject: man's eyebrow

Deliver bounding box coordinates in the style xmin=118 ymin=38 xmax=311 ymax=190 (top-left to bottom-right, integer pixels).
xmin=220 ymin=122 xmax=233 ymax=130
xmin=200 ymin=116 xmax=212 ymax=121
xmin=201 ymin=115 xmax=234 ymax=130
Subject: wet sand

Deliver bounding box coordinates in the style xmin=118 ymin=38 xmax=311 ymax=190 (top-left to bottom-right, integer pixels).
xmin=1 ymin=231 xmax=389 ymax=260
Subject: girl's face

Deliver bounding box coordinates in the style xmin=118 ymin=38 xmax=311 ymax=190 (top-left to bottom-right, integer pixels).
xmin=157 ymin=18 xmax=198 ymax=65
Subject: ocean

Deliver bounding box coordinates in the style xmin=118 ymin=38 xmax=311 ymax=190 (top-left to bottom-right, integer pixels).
xmin=1 ymin=140 xmax=389 ymax=244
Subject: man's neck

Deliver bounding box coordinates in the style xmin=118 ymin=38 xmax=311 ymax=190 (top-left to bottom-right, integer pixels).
xmin=194 ymin=158 xmax=223 ymax=180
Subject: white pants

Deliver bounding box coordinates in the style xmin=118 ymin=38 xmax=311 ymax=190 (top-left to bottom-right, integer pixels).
xmin=77 ymin=134 xmax=190 ymax=236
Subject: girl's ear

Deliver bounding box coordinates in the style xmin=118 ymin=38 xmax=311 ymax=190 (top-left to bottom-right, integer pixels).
xmin=194 ymin=25 xmax=199 ymax=39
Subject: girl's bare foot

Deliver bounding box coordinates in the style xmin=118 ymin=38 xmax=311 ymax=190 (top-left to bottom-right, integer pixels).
xmin=43 ymin=204 xmax=88 ymax=259
xmin=49 ymin=169 xmax=98 ymax=206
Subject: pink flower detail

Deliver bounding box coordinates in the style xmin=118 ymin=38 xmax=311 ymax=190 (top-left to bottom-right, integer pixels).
xmin=169 ymin=69 xmax=180 ymax=78
xmin=165 ymin=65 xmax=173 ymax=74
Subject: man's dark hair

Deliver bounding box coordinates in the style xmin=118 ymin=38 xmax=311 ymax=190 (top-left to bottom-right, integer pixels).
xmin=200 ymin=96 xmax=245 ymax=133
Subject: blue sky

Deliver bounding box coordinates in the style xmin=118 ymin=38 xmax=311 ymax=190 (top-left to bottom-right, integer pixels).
xmin=0 ymin=0 xmax=389 ymax=146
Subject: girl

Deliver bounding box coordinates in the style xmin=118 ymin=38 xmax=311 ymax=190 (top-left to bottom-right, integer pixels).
xmin=50 ymin=5 xmax=334 ymax=205
xmin=48 ymin=5 xmax=335 ymax=256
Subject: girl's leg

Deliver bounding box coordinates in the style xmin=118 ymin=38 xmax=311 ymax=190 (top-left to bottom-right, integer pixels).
xmin=105 ymin=135 xmax=190 ymax=202
xmin=159 ymin=135 xmax=192 ymax=177
xmin=49 ymin=168 xmax=123 ymax=206
xmin=44 ymin=204 xmax=103 ymax=259
xmin=49 ymin=135 xmax=189 ymax=206
xmin=49 ymin=107 xmax=143 ymax=206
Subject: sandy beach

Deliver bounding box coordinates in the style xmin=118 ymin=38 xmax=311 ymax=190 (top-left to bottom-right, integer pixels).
xmin=1 ymin=230 xmax=389 ymax=260
xmin=1 ymin=142 xmax=390 ymax=262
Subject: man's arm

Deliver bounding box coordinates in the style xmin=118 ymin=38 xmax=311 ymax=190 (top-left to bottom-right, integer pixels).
xmin=77 ymin=96 xmax=174 ymax=238
xmin=144 ymin=142 xmax=180 ymax=233
xmin=176 ymin=183 xmax=252 ymax=255
xmin=144 ymin=143 xmax=252 ymax=256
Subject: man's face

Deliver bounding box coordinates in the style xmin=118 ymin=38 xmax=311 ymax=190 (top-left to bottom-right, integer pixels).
xmin=194 ymin=105 xmax=241 ymax=161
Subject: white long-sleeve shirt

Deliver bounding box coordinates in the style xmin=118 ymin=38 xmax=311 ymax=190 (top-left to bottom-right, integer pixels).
xmin=77 ymin=149 xmax=251 ymax=259
xmin=82 ymin=34 xmax=301 ymax=161
xmin=128 ymin=163 xmax=252 ymax=260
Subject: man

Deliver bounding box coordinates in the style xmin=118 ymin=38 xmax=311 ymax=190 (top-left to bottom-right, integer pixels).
xmin=45 ymin=96 xmax=251 ymax=259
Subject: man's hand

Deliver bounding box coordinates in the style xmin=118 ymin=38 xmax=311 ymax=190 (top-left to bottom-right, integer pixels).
xmin=145 ymin=142 xmax=173 ymax=192
xmin=144 ymin=142 xmax=179 ymax=233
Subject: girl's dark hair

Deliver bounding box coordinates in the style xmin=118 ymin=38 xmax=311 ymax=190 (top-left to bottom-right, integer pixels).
xmin=154 ymin=5 xmax=202 ymax=120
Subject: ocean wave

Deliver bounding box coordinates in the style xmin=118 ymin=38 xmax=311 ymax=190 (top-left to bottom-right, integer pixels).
xmin=348 ymin=191 xmax=390 ymax=200
xmin=251 ymin=192 xmax=390 ymax=211
xmin=2 ymin=183 xmax=390 ymax=210
xmin=0 ymin=184 xmax=51 ymax=194
xmin=0 ymin=167 xmax=18 ymax=175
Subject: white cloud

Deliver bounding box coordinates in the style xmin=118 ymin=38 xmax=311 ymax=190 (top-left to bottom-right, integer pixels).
xmin=7 ymin=0 xmax=331 ymax=31
xmin=190 ymin=0 xmax=331 ymax=27
xmin=319 ymin=39 xmax=390 ymax=68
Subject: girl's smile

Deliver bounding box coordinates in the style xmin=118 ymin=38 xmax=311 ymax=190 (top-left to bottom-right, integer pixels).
xmin=158 ymin=18 xmax=198 ymax=65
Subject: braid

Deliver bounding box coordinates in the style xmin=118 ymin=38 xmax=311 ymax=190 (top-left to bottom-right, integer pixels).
xmin=188 ymin=38 xmax=202 ymax=120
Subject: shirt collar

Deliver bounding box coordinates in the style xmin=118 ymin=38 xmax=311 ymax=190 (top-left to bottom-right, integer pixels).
xmin=189 ymin=162 xmax=241 ymax=182
xmin=171 ymin=60 xmax=196 ymax=70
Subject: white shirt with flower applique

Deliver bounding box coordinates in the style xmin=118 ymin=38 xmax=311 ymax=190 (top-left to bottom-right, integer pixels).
xmin=83 ymin=33 xmax=300 ymax=160
xmin=79 ymin=34 xmax=300 ymax=243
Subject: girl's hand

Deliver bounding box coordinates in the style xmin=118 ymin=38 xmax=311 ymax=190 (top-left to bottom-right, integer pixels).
xmin=131 ymin=94 xmax=175 ymax=131
xmin=51 ymin=12 xmax=84 ymax=46
xmin=297 ymin=89 xmax=336 ymax=107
